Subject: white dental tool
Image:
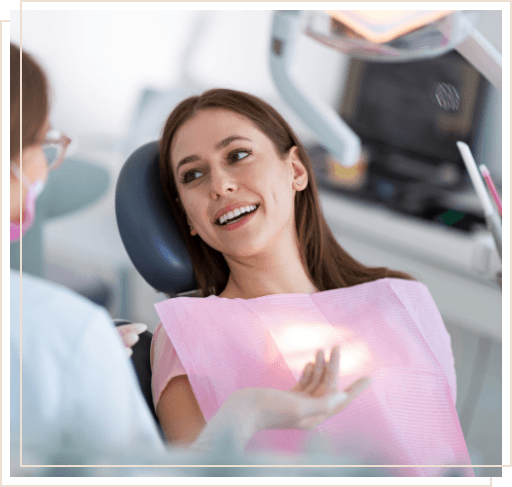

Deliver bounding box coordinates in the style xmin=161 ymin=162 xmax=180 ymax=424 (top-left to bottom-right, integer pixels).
xmin=457 ymin=141 xmax=502 ymax=259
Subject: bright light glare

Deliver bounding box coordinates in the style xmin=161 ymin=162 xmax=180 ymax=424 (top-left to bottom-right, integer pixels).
xmin=326 ymin=10 xmax=454 ymax=44
xmin=339 ymin=342 xmax=371 ymax=375
xmin=280 ymin=326 xmax=324 ymax=353
xmin=269 ymin=322 xmax=372 ymax=380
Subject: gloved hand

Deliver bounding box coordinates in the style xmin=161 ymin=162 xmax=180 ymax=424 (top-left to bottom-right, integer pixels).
xmin=190 ymin=346 xmax=371 ymax=454
xmin=116 ymin=323 xmax=147 ymax=357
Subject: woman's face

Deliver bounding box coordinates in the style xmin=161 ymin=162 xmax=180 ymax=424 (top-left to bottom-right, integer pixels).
xmin=170 ymin=108 xmax=307 ymax=259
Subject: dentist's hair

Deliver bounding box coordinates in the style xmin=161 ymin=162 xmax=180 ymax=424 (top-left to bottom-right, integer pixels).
xmin=10 ymin=43 xmax=49 ymax=162
xmin=160 ymin=88 xmax=415 ymax=296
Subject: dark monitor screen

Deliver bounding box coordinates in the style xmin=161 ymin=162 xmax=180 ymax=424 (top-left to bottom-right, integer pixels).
xmin=339 ymin=50 xmax=488 ymax=163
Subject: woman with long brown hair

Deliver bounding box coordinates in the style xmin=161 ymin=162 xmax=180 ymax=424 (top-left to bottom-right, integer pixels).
xmin=151 ymin=88 xmax=474 ymax=476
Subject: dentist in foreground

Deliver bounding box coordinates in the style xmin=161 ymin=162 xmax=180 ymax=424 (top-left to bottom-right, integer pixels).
xmin=9 ymin=43 xmax=370 ymax=476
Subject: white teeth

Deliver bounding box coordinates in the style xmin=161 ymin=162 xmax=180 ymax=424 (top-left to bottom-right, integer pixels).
xmin=218 ymin=204 xmax=258 ymax=225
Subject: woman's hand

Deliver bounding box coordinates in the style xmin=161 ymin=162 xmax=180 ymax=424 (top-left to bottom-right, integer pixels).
xmin=116 ymin=323 xmax=147 ymax=357
xmin=191 ymin=346 xmax=371 ymax=453
xmin=253 ymin=346 xmax=371 ymax=430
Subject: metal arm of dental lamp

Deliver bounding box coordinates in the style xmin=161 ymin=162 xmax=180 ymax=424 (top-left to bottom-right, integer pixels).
xmin=270 ymin=11 xmax=362 ymax=169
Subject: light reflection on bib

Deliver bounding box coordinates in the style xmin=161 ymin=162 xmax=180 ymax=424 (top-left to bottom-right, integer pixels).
xmin=267 ymin=321 xmax=373 ymax=381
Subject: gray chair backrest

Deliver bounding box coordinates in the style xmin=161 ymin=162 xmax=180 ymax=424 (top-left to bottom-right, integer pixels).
xmin=115 ymin=141 xmax=196 ymax=296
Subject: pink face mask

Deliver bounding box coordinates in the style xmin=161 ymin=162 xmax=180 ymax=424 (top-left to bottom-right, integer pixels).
xmin=10 ymin=164 xmax=46 ymax=243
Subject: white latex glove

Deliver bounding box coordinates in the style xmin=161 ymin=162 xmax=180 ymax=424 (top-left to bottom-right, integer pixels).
xmin=190 ymin=346 xmax=371 ymax=454
xmin=116 ymin=323 xmax=147 ymax=357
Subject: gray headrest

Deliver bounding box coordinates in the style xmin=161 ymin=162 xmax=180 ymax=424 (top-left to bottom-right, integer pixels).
xmin=115 ymin=141 xmax=196 ymax=295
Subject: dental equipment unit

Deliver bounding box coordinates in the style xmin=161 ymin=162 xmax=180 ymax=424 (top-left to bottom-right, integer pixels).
xmin=270 ymin=10 xmax=503 ymax=260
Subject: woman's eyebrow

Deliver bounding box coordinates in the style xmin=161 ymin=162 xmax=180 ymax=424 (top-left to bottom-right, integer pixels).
xmin=176 ymin=154 xmax=200 ymax=172
xmin=215 ymin=135 xmax=253 ymax=150
xmin=176 ymin=135 xmax=253 ymax=172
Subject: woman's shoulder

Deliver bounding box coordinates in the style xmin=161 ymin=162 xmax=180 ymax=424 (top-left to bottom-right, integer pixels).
xmin=377 ymin=276 xmax=429 ymax=296
xmin=310 ymin=278 xmax=433 ymax=315
xmin=371 ymin=277 xmax=439 ymax=316
xmin=316 ymin=277 xmax=426 ymax=299
xmin=377 ymin=276 xmax=427 ymax=290
xmin=152 ymin=321 xmax=169 ymax=344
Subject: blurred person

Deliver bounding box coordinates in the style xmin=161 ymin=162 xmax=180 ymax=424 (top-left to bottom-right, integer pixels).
xmin=151 ymin=89 xmax=475 ymax=476
xmin=9 ymin=43 xmax=370 ymax=476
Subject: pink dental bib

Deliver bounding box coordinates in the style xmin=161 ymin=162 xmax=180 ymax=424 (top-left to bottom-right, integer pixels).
xmin=154 ymin=278 xmax=474 ymax=476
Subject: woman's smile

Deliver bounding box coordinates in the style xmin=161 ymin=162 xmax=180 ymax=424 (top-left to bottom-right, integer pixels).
xmin=216 ymin=204 xmax=260 ymax=231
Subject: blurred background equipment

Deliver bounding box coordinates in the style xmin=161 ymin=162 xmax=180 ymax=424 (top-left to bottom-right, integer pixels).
xmin=270 ymin=10 xmax=500 ymax=170
xmin=271 ymin=9 xmax=502 ymax=290
xmin=310 ymin=49 xmax=488 ymax=227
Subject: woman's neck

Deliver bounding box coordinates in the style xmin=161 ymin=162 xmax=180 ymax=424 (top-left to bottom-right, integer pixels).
xmin=219 ymin=234 xmax=318 ymax=299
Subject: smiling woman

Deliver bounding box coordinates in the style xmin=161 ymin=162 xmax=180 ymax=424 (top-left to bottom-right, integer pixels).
xmin=151 ymin=88 xmax=474 ymax=476
xmin=159 ymin=89 xmax=415 ymax=298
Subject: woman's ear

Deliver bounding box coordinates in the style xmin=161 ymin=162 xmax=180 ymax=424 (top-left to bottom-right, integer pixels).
xmin=288 ymin=146 xmax=308 ymax=191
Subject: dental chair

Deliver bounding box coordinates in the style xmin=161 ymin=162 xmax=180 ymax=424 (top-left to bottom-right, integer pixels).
xmin=114 ymin=141 xmax=198 ymax=433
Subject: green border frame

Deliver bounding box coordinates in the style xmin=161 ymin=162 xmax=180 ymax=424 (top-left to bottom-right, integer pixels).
xmin=0 ymin=0 xmax=512 ymax=487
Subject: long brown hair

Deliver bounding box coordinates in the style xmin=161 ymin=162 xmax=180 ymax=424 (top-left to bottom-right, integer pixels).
xmin=10 ymin=43 xmax=49 ymax=162
xmin=159 ymin=88 xmax=415 ymax=296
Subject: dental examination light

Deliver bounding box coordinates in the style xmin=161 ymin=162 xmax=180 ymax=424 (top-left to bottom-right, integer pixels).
xmin=270 ymin=10 xmax=502 ymax=168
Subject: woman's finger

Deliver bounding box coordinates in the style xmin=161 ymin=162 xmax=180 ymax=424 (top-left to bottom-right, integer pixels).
xmin=289 ymin=362 xmax=314 ymax=392
xmin=325 ymin=345 xmax=340 ymax=391
xmin=303 ymin=349 xmax=325 ymax=394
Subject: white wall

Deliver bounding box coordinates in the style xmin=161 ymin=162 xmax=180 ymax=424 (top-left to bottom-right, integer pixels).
xmin=10 ymin=10 xmax=346 ymax=147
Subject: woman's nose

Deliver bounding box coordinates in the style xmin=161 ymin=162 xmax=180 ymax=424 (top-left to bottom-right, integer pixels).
xmin=209 ymin=167 xmax=237 ymax=198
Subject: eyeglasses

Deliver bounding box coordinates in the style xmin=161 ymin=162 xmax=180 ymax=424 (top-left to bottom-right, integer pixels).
xmin=42 ymin=129 xmax=71 ymax=171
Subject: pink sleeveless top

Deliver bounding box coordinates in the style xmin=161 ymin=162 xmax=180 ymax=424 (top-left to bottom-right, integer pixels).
xmin=152 ymin=278 xmax=474 ymax=476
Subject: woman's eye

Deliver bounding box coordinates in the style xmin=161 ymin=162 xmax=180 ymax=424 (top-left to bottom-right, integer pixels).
xmin=229 ymin=150 xmax=251 ymax=164
xmin=182 ymin=170 xmax=203 ymax=183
